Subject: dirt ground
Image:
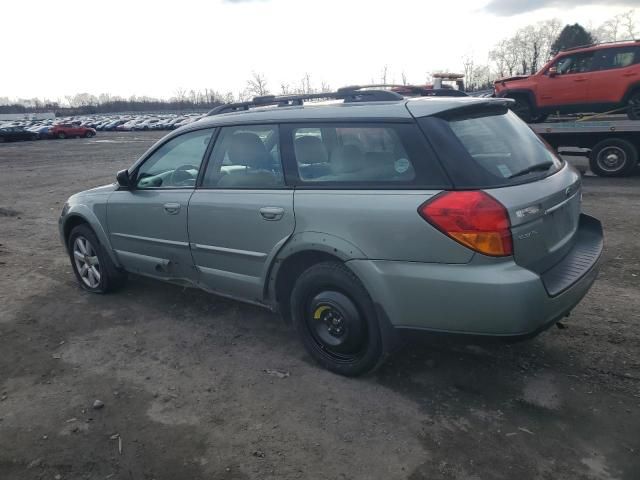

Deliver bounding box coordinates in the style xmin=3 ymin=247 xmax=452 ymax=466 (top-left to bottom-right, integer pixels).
xmin=0 ymin=131 xmax=639 ymax=480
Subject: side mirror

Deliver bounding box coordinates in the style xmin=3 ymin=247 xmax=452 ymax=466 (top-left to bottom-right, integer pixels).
xmin=116 ymin=169 xmax=132 ymax=188
xmin=548 ymin=67 xmax=558 ymax=77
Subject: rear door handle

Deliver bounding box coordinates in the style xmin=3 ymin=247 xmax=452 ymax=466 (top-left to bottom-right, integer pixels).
xmin=623 ymin=72 xmax=637 ymax=77
xmin=163 ymin=203 xmax=181 ymax=215
xmin=259 ymin=207 xmax=284 ymax=221
xmin=573 ymin=78 xmax=587 ymax=82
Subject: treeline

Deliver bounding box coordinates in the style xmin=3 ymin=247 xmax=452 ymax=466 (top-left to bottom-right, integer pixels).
xmin=0 ymin=94 xmax=225 ymax=116
xmin=489 ymin=9 xmax=638 ymax=79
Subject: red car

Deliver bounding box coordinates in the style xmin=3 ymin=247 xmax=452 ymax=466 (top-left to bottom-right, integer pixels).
xmin=50 ymin=124 xmax=96 ymax=139
xmin=495 ymin=41 xmax=640 ymax=122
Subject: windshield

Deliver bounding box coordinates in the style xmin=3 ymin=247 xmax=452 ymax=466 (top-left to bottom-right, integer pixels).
xmin=421 ymin=110 xmax=563 ymax=188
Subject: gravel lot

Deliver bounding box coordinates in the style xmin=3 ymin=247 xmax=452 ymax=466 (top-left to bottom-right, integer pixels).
xmin=0 ymin=132 xmax=639 ymax=480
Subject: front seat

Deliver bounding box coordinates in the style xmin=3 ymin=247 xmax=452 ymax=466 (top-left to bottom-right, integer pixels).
xmin=217 ymin=132 xmax=280 ymax=187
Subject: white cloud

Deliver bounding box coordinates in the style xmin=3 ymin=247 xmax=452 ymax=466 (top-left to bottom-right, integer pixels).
xmin=484 ymin=0 xmax=638 ymax=16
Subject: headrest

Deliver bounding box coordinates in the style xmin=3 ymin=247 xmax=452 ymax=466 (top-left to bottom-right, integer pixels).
xmin=228 ymin=132 xmax=270 ymax=170
xmin=295 ymin=135 xmax=328 ymax=165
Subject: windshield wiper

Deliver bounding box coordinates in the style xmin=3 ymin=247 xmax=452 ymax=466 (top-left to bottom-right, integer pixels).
xmin=508 ymin=161 xmax=554 ymax=179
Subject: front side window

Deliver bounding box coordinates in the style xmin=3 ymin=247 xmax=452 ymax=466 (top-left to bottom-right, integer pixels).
xmin=553 ymin=52 xmax=595 ymax=74
xmin=135 ymin=128 xmax=213 ymax=189
xmin=291 ymin=124 xmax=428 ymax=184
xmin=202 ymin=125 xmax=284 ymax=188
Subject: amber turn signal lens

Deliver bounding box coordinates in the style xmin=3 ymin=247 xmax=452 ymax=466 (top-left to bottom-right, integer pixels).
xmin=418 ymin=191 xmax=513 ymax=257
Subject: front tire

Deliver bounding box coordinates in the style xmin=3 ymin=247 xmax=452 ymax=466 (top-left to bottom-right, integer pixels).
xmin=57 ymin=132 xmax=66 ymax=139
xmin=68 ymin=224 xmax=126 ymax=293
xmin=290 ymin=261 xmax=383 ymax=376
xmin=589 ymin=138 xmax=638 ymax=177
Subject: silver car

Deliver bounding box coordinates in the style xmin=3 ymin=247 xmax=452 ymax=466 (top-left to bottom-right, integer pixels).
xmin=59 ymin=87 xmax=603 ymax=376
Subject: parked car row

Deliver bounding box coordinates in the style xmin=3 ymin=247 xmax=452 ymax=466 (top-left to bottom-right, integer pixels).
xmin=0 ymin=124 xmax=96 ymax=142
xmin=0 ymin=113 xmax=207 ymax=143
xmin=70 ymin=113 xmax=206 ymax=132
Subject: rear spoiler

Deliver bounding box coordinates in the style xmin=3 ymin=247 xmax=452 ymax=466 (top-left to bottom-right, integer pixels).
xmin=433 ymin=98 xmax=514 ymax=120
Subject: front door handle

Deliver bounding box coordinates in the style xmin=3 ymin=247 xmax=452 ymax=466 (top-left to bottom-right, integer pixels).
xmin=163 ymin=203 xmax=181 ymax=215
xmin=573 ymin=78 xmax=587 ymax=82
xmin=259 ymin=207 xmax=284 ymax=221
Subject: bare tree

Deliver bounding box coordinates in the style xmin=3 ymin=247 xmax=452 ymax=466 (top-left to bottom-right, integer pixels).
xmin=174 ymin=88 xmax=187 ymax=104
xmin=381 ymin=65 xmax=388 ymax=84
xmin=245 ymin=72 xmax=269 ymax=97
xmin=300 ymin=73 xmax=313 ymax=94
xmin=490 ymin=19 xmax=562 ymax=77
xmin=598 ymin=14 xmax=622 ymax=42
xmin=401 ymin=71 xmax=408 ymax=85
xmin=597 ymin=9 xmax=637 ymax=41
xmin=462 ymin=54 xmax=475 ymax=85
xmin=98 ymin=93 xmax=112 ymax=105
xmin=620 ymin=10 xmax=638 ymax=39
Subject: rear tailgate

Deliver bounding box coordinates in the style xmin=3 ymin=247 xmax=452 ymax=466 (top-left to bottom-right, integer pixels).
xmin=414 ymin=102 xmax=597 ymax=278
xmin=488 ymin=163 xmax=582 ymax=273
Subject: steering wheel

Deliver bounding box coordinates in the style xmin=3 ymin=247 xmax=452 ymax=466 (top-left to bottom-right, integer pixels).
xmin=170 ymin=164 xmax=199 ymax=186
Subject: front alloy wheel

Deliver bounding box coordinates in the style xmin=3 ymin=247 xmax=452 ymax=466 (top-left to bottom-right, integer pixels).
xmin=72 ymin=236 xmax=101 ymax=289
xmin=68 ymin=224 xmax=125 ymax=293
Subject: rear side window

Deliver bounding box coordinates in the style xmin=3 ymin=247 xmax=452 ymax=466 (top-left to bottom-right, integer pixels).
xmin=595 ymin=46 xmax=639 ymax=70
xmin=419 ymin=110 xmax=562 ymax=188
xmin=287 ymin=123 xmax=448 ymax=188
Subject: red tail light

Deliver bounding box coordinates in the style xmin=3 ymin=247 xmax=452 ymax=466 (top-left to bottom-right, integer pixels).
xmin=418 ymin=191 xmax=513 ymax=257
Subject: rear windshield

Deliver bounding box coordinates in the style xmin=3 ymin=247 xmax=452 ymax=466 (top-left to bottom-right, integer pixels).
xmin=419 ymin=110 xmax=563 ymax=188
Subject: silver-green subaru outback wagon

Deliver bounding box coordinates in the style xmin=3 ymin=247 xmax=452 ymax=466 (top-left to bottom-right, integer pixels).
xmin=59 ymin=86 xmax=603 ymax=376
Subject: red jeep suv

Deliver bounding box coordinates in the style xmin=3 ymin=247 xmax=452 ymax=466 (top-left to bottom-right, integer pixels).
xmin=50 ymin=124 xmax=96 ymax=139
xmin=495 ymin=41 xmax=640 ymax=122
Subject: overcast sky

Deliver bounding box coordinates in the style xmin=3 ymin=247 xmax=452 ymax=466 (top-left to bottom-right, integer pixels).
xmin=3 ymin=0 xmax=636 ymax=100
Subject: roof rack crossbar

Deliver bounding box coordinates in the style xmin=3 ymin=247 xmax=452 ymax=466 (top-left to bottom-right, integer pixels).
xmin=206 ymin=86 xmax=403 ymax=116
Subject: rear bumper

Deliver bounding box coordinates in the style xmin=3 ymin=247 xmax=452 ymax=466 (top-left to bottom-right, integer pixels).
xmin=347 ymin=214 xmax=603 ymax=337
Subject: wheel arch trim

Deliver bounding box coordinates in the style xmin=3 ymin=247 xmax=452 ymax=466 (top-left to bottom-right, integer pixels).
xmin=61 ymin=206 xmax=121 ymax=267
xmin=263 ymin=231 xmax=367 ymax=303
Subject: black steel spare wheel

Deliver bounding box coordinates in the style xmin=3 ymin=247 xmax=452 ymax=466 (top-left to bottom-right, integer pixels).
xmin=307 ymin=291 xmax=365 ymax=359
xmin=290 ymin=261 xmax=384 ymax=376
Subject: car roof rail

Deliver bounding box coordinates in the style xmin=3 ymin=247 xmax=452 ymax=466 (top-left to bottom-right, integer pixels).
xmin=560 ymin=38 xmax=640 ymax=53
xmin=206 ymin=86 xmax=404 ymax=116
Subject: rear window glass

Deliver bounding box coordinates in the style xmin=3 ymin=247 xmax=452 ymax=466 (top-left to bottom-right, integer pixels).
xmin=288 ymin=123 xmax=448 ymax=188
xmin=420 ymin=110 xmax=562 ymax=188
